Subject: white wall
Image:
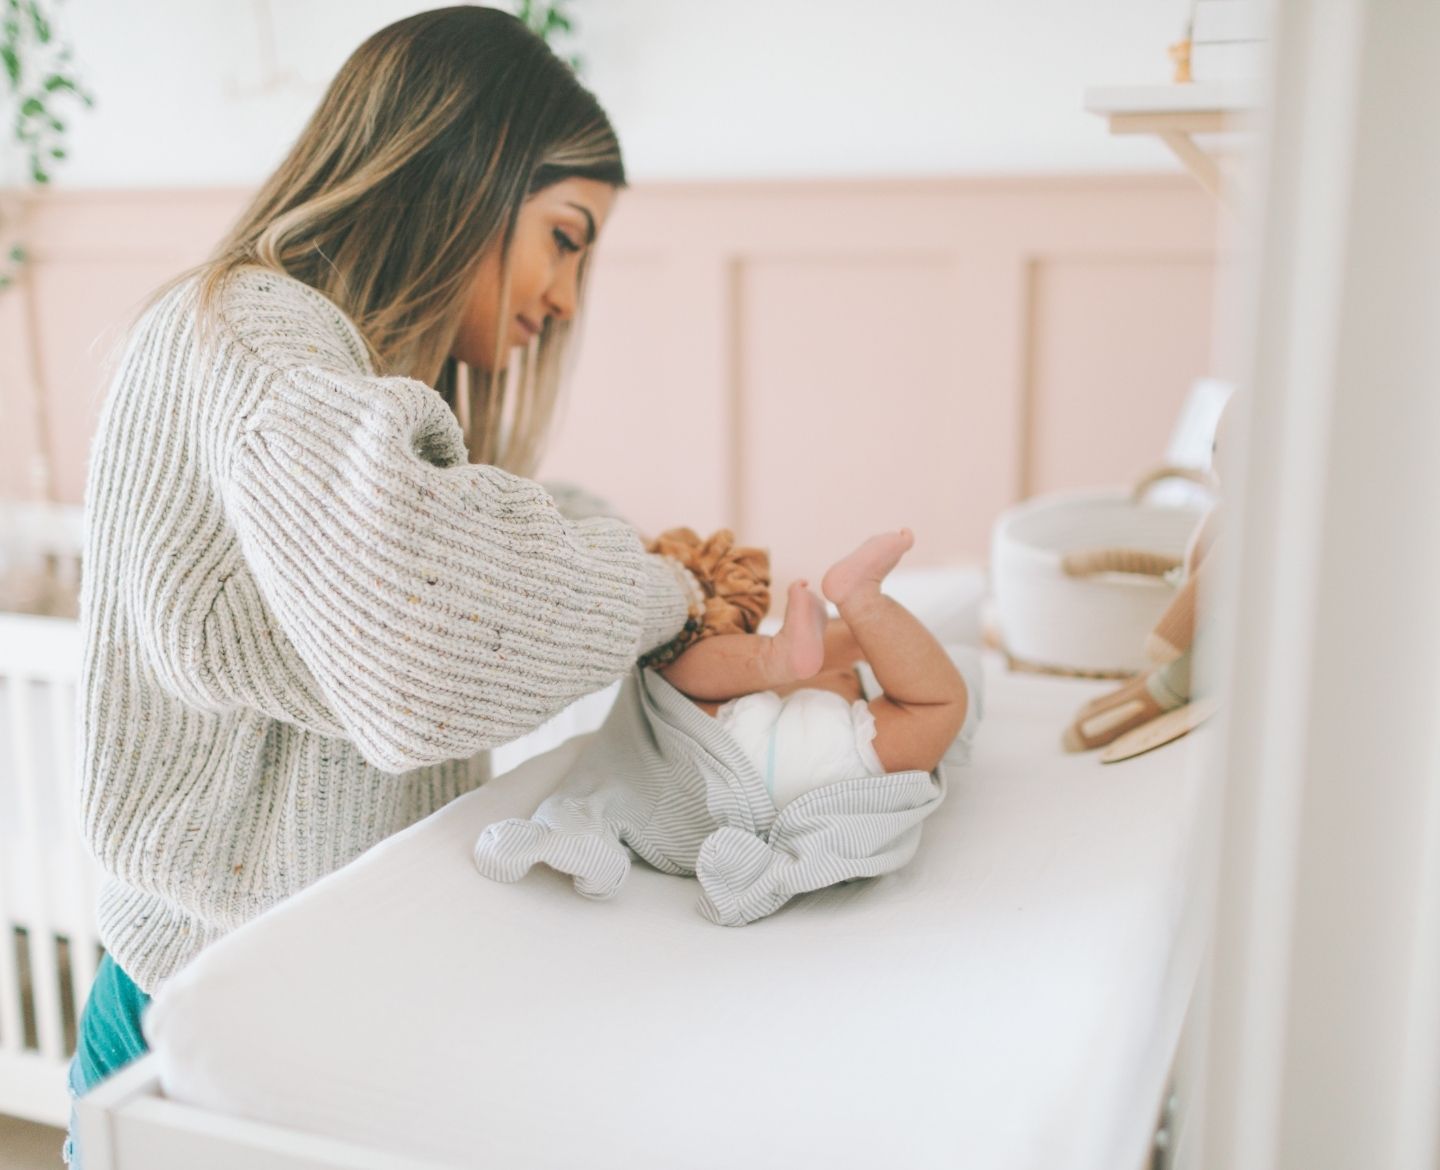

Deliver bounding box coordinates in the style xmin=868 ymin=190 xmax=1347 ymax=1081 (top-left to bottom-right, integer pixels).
xmin=42 ymin=0 xmax=1192 ymax=188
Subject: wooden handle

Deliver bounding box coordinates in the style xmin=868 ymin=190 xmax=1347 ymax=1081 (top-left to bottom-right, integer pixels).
xmin=1061 ymin=547 xmax=1183 ymax=579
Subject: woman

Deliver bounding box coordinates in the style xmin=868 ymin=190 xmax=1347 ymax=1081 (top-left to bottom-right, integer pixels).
xmin=63 ymin=7 xmax=760 ymax=1163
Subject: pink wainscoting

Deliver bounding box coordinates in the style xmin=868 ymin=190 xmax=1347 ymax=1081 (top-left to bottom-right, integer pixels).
xmin=0 ymin=177 xmax=1219 ymax=588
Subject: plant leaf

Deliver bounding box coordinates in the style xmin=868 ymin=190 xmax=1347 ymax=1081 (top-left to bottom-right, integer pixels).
xmin=26 ymin=0 xmax=49 ymax=43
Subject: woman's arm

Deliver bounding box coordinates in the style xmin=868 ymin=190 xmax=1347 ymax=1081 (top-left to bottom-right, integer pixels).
xmin=216 ymin=360 xmax=690 ymax=774
xmin=539 ymin=479 xmax=627 ymax=524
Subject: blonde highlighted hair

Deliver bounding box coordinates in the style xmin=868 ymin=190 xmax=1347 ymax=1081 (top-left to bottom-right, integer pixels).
xmin=142 ymin=5 xmax=624 ymax=477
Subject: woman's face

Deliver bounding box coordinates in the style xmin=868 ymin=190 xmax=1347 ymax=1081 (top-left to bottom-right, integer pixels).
xmin=452 ymin=176 xmax=617 ymax=371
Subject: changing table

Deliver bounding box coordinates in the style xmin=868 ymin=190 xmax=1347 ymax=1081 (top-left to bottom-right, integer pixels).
xmin=76 ymin=653 xmax=1211 ymax=1170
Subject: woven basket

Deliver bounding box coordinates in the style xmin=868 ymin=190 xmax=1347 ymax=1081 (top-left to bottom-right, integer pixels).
xmin=989 ymin=468 xmax=1213 ymax=677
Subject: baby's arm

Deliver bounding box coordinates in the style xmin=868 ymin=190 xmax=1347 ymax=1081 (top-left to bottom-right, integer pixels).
xmin=657 ymin=633 xmax=783 ymax=702
xmin=657 ymin=580 xmax=829 ymax=702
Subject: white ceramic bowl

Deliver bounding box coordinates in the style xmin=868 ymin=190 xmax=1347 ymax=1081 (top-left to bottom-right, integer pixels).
xmin=990 ymin=489 xmax=1205 ymax=675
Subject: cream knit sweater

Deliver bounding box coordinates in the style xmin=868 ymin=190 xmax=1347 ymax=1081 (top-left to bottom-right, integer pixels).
xmin=78 ymin=265 xmax=694 ymax=994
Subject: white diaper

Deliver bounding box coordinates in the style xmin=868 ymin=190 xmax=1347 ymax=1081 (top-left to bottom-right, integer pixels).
xmin=714 ymin=681 xmax=885 ymax=810
xmin=711 ymin=645 xmax=986 ymax=811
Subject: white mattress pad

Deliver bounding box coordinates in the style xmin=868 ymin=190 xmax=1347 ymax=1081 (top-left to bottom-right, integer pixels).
xmin=142 ymin=654 xmax=1210 ymax=1170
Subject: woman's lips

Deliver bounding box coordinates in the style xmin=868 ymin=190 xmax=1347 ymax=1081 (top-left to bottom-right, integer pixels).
xmin=517 ymin=315 xmax=540 ymax=340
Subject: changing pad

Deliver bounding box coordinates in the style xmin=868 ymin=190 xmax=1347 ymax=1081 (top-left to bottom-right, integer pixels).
xmin=141 ymin=654 xmax=1210 ymax=1170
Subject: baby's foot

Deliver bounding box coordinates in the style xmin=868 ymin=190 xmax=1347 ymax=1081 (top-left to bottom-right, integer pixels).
xmin=821 ymin=528 xmax=914 ymax=608
xmin=767 ymin=580 xmax=827 ymax=682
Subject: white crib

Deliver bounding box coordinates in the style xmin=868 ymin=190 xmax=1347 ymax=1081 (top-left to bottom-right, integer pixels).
xmin=0 ymin=502 xmax=101 ymax=1126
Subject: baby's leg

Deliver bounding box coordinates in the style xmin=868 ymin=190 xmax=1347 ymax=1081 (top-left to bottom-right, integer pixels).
xmin=821 ymin=616 xmax=864 ymax=671
xmin=658 ymin=580 xmax=828 ymax=702
xmin=821 ymin=530 xmax=968 ymax=774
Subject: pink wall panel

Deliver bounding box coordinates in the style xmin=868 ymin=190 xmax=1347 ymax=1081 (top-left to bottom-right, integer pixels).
xmin=538 ymin=250 xmax=732 ymax=539
xmin=24 ymin=259 xmax=183 ymax=502
xmin=0 ymin=279 xmax=41 ymax=498
xmin=735 ymin=255 xmax=1008 ymax=588
xmin=0 ymin=190 xmax=248 ymax=501
xmin=1024 ymin=256 xmax=1217 ymax=497
xmin=0 ymin=178 xmax=1219 ymax=579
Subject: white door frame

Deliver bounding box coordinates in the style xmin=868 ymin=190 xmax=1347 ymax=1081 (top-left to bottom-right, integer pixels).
xmin=1196 ymin=2 xmax=1440 ymax=1168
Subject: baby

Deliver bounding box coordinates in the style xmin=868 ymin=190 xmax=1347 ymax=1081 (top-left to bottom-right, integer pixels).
xmin=473 ymin=526 xmax=971 ymax=922
xmin=657 ymin=528 xmax=970 ymax=807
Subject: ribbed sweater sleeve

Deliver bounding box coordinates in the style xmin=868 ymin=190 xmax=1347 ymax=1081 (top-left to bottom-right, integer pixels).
xmin=210 ymin=328 xmax=689 ymax=776
xmin=539 ymin=479 xmax=628 ymax=524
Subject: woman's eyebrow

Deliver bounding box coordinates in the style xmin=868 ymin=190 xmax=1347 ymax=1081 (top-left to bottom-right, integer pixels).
xmin=565 ymin=202 xmax=596 ymax=244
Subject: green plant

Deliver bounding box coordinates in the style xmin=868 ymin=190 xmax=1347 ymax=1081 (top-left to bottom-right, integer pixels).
xmin=1 ymin=0 xmax=93 ymax=290
xmin=515 ymin=0 xmax=582 ymax=75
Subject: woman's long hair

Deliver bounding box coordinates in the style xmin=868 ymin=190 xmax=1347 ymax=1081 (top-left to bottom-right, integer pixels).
xmin=144 ymin=5 xmax=624 ymax=476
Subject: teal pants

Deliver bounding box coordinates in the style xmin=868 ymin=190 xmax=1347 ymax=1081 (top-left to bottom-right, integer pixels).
xmin=63 ymin=953 xmax=151 ymax=1168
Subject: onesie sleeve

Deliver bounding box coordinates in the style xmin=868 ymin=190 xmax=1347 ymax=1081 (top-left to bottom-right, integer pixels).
xmin=221 ymin=358 xmax=691 ymax=774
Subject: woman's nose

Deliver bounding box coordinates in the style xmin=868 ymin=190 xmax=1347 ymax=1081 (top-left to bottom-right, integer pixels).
xmin=543 ymin=264 xmax=580 ymax=322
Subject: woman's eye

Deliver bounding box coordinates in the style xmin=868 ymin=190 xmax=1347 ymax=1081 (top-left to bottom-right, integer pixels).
xmin=553 ymin=228 xmax=581 ymax=255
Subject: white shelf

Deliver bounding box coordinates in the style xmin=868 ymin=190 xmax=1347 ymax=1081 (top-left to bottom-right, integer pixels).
xmin=1084 ymin=82 xmax=1259 ymax=117
xmin=1084 ymin=83 xmax=1259 ymax=204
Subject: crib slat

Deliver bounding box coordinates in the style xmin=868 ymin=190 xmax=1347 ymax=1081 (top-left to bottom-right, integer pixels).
xmin=30 ymin=932 xmax=63 ymax=1062
xmin=49 ymin=677 xmax=89 ymax=936
xmin=0 ymin=678 xmax=28 ymax=1056
xmin=8 ymin=675 xmax=65 ymax=1060
xmin=37 ymin=679 xmax=72 ymax=1060
xmin=69 ymin=936 xmax=100 ymax=1047
xmin=0 ymin=925 xmax=19 ymax=1057
xmin=52 ymin=676 xmax=103 ymax=1046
